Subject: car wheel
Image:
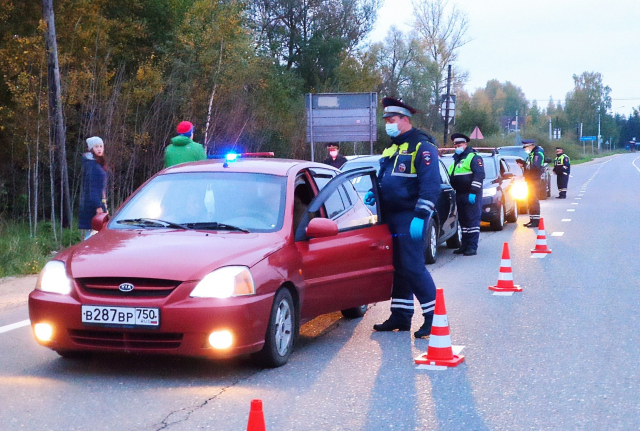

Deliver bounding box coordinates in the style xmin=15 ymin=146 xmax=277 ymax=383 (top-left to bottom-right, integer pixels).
xmin=341 ymin=304 xmax=368 ymax=319
xmin=506 ymin=200 xmax=518 ymax=223
xmin=254 ymin=288 xmax=296 ymax=368
xmin=424 ymin=218 xmax=438 ymax=264
xmin=490 ymin=203 xmax=505 ymax=231
xmin=446 ymin=220 xmax=462 ymax=248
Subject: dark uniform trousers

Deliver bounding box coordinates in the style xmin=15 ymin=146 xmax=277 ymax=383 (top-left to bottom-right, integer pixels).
xmin=557 ymin=173 xmax=569 ymax=198
xmin=527 ymin=180 xmax=540 ymax=222
xmin=456 ymin=192 xmax=482 ymax=251
xmin=387 ymin=210 xmax=436 ymax=325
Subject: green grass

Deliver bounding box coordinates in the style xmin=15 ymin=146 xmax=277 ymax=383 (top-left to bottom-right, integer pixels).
xmin=0 ymin=219 xmax=82 ymax=278
xmin=572 ymin=149 xmax=626 ymax=165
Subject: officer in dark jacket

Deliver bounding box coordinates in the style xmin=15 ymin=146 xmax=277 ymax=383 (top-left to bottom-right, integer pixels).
xmin=322 ymin=142 xmax=348 ymax=169
xmin=523 ymin=140 xmax=544 ymax=227
xmin=367 ymin=97 xmax=440 ymax=339
xmin=553 ymin=147 xmax=570 ymax=199
xmin=448 ymin=133 xmax=485 ymax=255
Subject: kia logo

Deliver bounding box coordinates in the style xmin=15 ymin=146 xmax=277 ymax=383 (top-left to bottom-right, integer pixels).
xmin=119 ymin=283 xmax=135 ymax=292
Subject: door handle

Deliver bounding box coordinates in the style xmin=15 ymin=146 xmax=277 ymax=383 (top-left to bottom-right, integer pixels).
xmin=370 ymin=241 xmax=389 ymax=250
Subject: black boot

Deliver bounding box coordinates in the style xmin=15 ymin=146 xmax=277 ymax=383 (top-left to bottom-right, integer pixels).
xmin=414 ymin=315 xmax=433 ymax=339
xmin=523 ymin=221 xmax=539 ymax=228
xmin=453 ymin=247 xmax=467 ymax=254
xmin=373 ymin=316 xmax=410 ymax=332
xmin=463 ymin=249 xmax=477 ymax=256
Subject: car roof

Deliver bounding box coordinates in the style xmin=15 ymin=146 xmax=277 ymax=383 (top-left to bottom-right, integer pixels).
xmin=160 ymin=158 xmax=334 ymax=176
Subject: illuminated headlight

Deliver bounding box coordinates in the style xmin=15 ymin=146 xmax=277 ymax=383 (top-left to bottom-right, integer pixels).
xmin=209 ymin=330 xmax=233 ymax=349
xmin=510 ymin=182 xmax=528 ymax=200
xmin=36 ymin=261 xmax=72 ymax=295
xmin=34 ymin=323 xmax=53 ymax=342
xmin=190 ymin=266 xmax=255 ymax=298
xmin=483 ymin=187 xmax=498 ymax=197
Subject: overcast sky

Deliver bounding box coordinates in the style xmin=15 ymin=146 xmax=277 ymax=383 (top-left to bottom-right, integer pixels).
xmin=368 ymin=0 xmax=640 ymax=116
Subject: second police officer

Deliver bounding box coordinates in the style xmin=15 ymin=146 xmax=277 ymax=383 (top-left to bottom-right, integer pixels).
xmin=522 ymin=139 xmax=544 ymax=228
xmin=367 ymin=97 xmax=440 ymax=339
xmin=448 ymin=133 xmax=485 ymax=256
xmin=553 ymin=146 xmax=570 ymax=199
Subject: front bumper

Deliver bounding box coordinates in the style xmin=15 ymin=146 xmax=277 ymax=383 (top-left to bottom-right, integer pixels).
xmin=481 ymin=197 xmax=500 ymax=221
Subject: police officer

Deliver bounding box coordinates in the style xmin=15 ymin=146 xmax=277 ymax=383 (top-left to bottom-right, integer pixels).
xmin=448 ymin=133 xmax=485 ymax=256
xmin=367 ymin=97 xmax=440 ymax=339
xmin=322 ymin=142 xmax=348 ymax=169
xmin=553 ymin=147 xmax=570 ymax=199
xmin=523 ymin=140 xmax=544 ymax=228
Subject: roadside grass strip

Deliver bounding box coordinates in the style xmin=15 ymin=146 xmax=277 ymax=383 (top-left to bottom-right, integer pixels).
xmin=416 ymin=345 xmax=465 ymax=371
xmin=0 ymin=319 xmax=30 ymax=335
xmin=551 ymin=232 xmax=564 ymax=237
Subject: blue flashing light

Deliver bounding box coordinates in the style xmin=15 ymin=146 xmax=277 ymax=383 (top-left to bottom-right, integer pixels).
xmin=225 ymin=152 xmax=239 ymax=162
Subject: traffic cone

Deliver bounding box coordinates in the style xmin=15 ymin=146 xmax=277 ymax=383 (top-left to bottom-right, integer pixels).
xmin=414 ymin=288 xmax=464 ymax=367
xmin=531 ymin=218 xmax=552 ymax=254
xmin=246 ymin=399 xmax=266 ymax=431
xmin=489 ymin=242 xmax=522 ymax=292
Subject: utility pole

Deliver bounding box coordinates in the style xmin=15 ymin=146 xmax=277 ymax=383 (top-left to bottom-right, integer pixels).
xmin=597 ymin=113 xmax=601 ymax=153
xmin=443 ymin=65 xmax=452 ymax=145
xmin=515 ymin=110 xmax=519 ymax=133
xmin=42 ymin=0 xmax=71 ymax=229
xmin=548 ymin=118 xmax=552 ymax=140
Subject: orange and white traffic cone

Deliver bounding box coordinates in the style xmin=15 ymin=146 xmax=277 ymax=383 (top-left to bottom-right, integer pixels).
xmin=489 ymin=242 xmax=522 ymax=292
xmin=246 ymin=399 xmax=266 ymax=431
xmin=414 ymin=288 xmax=464 ymax=367
xmin=531 ymin=217 xmax=552 ymax=254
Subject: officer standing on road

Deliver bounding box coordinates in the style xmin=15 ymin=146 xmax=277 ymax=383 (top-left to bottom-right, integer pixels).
xmin=448 ymin=133 xmax=485 ymax=256
xmin=322 ymin=142 xmax=348 ymax=169
xmin=367 ymin=97 xmax=440 ymax=339
xmin=523 ymin=139 xmax=544 ymax=228
xmin=553 ymin=147 xmax=570 ymax=199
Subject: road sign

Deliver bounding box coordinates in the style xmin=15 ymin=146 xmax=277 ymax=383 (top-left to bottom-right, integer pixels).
xmin=440 ymin=95 xmax=456 ymax=120
xmin=470 ymin=127 xmax=483 ymax=140
xmin=580 ymin=136 xmax=597 ymax=141
xmin=306 ymin=93 xmax=377 ymax=161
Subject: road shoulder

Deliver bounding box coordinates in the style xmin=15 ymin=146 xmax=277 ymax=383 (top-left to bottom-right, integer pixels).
xmin=0 ymin=275 xmax=37 ymax=310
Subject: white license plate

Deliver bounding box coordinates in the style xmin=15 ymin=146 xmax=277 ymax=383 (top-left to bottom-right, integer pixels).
xmin=81 ymin=305 xmax=160 ymax=327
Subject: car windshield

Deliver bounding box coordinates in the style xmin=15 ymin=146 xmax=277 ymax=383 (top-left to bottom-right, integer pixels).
xmin=110 ymin=172 xmax=286 ymax=232
xmin=505 ymin=159 xmax=524 ymax=176
xmin=480 ymin=156 xmax=498 ymax=179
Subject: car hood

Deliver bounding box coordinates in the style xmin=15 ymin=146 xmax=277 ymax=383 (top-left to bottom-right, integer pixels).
xmin=64 ymin=229 xmax=286 ymax=281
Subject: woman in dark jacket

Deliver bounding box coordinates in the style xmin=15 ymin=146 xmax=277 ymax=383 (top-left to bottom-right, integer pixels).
xmin=79 ymin=136 xmax=108 ymax=239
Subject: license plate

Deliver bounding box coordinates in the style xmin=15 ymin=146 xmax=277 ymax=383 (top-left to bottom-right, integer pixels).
xmin=81 ymin=305 xmax=160 ymax=327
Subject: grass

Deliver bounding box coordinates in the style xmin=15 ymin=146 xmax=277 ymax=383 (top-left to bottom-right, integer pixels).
xmin=572 ymin=149 xmax=627 ymax=165
xmin=0 ymin=218 xmax=82 ymax=278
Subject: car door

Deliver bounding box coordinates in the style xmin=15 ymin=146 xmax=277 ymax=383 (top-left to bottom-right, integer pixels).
xmin=295 ymin=167 xmax=394 ymax=319
xmin=499 ymin=158 xmax=515 ymax=212
xmin=437 ymin=159 xmax=457 ymax=238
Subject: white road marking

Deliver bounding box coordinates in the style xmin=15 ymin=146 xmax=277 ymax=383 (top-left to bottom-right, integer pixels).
xmin=492 ymin=291 xmax=514 ymax=296
xmin=575 ymin=198 xmax=581 ymax=200
xmin=0 ymin=319 xmax=30 ymax=335
xmin=578 ymin=194 xmax=584 ymax=196
xmin=571 ymin=202 xmax=579 ymax=205
xmin=633 ymin=156 xmax=640 ymax=173
xmin=562 ymin=219 xmax=571 ymax=222
xmin=551 ymin=232 xmax=564 ymax=236
xmin=530 ymin=254 xmax=547 ymax=259
xmin=567 ymin=209 xmax=575 ymax=212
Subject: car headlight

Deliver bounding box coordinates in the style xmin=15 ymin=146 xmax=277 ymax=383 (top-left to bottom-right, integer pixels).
xmin=190 ymin=266 xmax=255 ymax=298
xmin=483 ymin=187 xmax=498 ymax=197
xmin=36 ymin=261 xmax=72 ymax=295
xmin=510 ymin=182 xmax=528 ymax=200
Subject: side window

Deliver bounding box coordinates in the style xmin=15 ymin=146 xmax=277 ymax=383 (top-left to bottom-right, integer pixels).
xmin=309 ymin=167 xmax=337 ymax=191
xmin=438 ymin=160 xmax=450 ymax=184
xmin=293 ymin=172 xmax=317 ymax=233
xmin=323 ymin=187 xmax=347 ymax=219
xmin=500 ymin=159 xmax=508 ymax=175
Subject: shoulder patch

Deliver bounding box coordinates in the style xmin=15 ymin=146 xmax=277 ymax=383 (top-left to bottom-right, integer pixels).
xmin=423 ymin=151 xmax=432 ymax=166
xmin=476 ymin=157 xmax=483 ymax=167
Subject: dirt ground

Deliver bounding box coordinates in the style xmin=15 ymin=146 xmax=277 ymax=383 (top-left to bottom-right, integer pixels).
xmin=0 ymin=275 xmax=38 ymax=310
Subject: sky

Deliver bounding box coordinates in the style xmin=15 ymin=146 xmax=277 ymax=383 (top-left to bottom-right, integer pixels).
xmin=368 ymin=0 xmax=640 ymax=116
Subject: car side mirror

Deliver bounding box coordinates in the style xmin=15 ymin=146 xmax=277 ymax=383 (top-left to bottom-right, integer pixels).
xmin=91 ymin=212 xmax=110 ymax=232
xmin=306 ymin=218 xmax=338 ymax=238
xmin=502 ymin=172 xmax=515 ymax=180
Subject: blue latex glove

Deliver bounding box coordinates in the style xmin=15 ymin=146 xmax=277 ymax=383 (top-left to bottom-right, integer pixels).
xmin=364 ymin=191 xmax=376 ymax=205
xmin=468 ymin=194 xmax=476 ymax=204
xmin=409 ymin=217 xmax=424 ymax=241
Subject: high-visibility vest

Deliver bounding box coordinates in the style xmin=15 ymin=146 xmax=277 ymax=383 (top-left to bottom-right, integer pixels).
xmin=381 ymin=141 xmax=434 ymax=177
xmin=448 ymin=152 xmax=476 ymax=176
xmin=554 ymin=154 xmax=569 ymax=166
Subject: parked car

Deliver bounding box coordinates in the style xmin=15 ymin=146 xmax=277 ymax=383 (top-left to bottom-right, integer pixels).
xmin=341 ymin=154 xmax=461 ymax=264
xmin=440 ymin=148 xmax=518 ymax=231
xmin=501 ymin=155 xmax=529 ymax=214
xmin=497 ymin=145 xmax=551 ymax=199
xmin=29 ymin=158 xmax=395 ymax=367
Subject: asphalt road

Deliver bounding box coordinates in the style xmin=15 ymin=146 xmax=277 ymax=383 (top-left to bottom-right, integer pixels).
xmin=1 ymin=153 xmax=638 ymax=431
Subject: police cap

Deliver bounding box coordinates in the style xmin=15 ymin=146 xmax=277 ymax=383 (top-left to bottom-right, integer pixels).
xmin=382 ymin=97 xmax=417 ymax=118
xmin=522 ymin=139 xmax=536 ymax=147
xmin=325 ymin=142 xmax=339 ymax=149
xmin=555 ymin=147 xmax=563 ymax=150
xmin=450 ymin=133 xmax=470 ymax=144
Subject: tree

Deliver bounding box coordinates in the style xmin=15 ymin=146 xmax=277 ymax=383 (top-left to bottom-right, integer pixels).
xmin=564 ymin=72 xmax=612 ymax=139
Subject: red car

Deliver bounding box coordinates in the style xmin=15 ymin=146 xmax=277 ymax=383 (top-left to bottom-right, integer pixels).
xmin=29 ymin=158 xmax=394 ymax=367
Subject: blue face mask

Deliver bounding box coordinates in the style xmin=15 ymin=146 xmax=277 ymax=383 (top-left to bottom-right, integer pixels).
xmin=385 ymin=123 xmax=400 ymax=137
xmin=454 ymin=146 xmax=465 ymax=155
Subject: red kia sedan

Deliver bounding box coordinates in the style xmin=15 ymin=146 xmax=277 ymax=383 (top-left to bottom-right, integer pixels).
xmin=29 ymin=158 xmax=393 ymax=367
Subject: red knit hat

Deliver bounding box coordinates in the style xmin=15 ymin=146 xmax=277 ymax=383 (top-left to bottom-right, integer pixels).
xmin=176 ymin=121 xmax=194 ymax=134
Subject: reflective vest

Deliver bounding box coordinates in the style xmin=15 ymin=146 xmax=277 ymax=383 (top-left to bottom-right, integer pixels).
xmin=554 ymin=154 xmax=569 ymax=166
xmin=448 ymin=152 xmax=475 ymax=177
xmin=381 ymin=141 xmax=431 ymax=177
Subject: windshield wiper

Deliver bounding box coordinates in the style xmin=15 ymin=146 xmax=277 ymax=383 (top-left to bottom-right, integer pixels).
xmin=183 ymin=222 xmax=249 ymax=233
xmin=117 ymin=218 xmax=188 ymax=230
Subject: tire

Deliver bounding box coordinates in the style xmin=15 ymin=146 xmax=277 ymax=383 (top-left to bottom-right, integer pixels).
xmin=506 ymin=200 xmax=518 ymax=223
xmin=490 ymin=203 xmax=505 ymax=231
xmin=254 ymin=289 xmax=296 ymax=368
xmin=341 ymin=304 xmax=368 ymax=319
xmin=446 ymin=220 xmax=462 ymax=249
xmin=424 ymin=218 xmax=438 ymax=264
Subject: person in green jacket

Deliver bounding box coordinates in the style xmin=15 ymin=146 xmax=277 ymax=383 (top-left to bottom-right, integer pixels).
xmin=164 ymin=121 xmax=207 ymax=168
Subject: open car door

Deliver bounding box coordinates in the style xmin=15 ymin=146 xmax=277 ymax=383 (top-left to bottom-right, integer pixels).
xmin=295 ymin=167 xmax=394 ymax=319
